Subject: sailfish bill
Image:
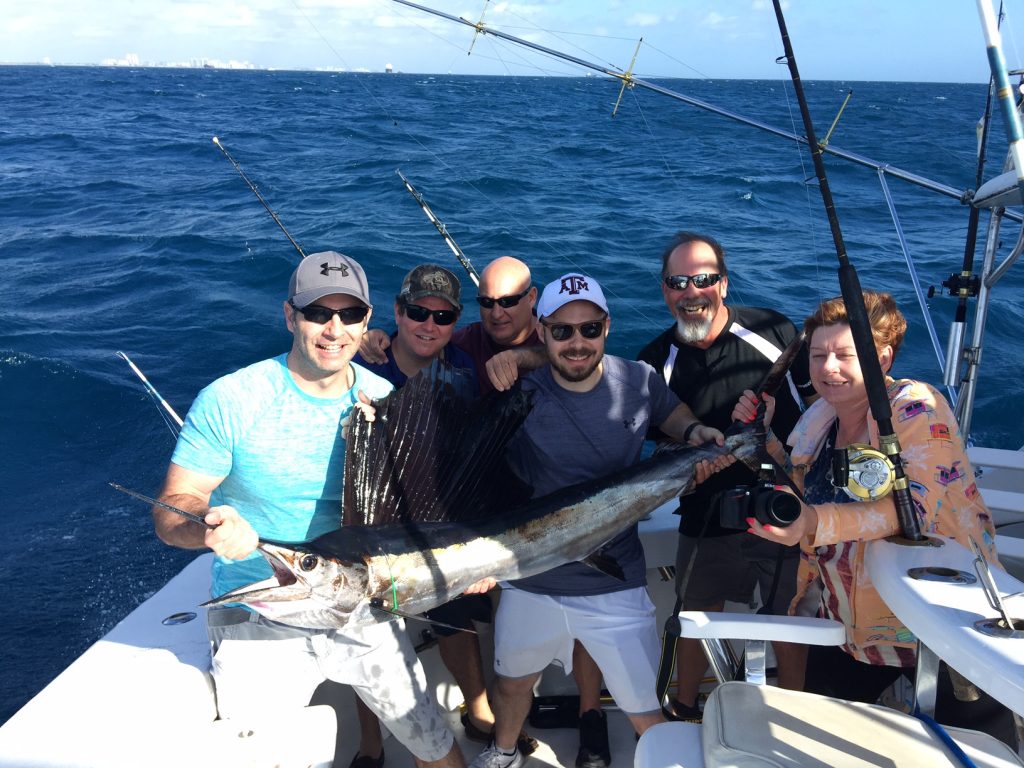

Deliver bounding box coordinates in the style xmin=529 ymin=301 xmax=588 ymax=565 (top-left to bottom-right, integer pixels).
xmin=204 ymin=373 xmax=764 ymax=630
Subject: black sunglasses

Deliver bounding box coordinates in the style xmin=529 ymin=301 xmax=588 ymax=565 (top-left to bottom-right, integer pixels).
xmin=662 ymin=273 xmax=722 ymax=291
xmin=476 ymin=286 xmax=531 ymax=309
xmin=540 ymin=316 xmax=606 ymax=342
xmin=290 ymin=301 xmax=370 ymax=325
xmin=403 ymin=303 xmax=458 ymax=326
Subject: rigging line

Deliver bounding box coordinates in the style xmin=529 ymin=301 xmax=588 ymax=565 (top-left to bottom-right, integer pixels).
xmin=467 ymin=4 xmax=628 ymax=75
xmin=634 ymin=39 xmax=714 ymax=81
xmin=771 ymin=0 xmax=923 ymax=543
xmin=777 ymin=62 xmax=827 ymax=309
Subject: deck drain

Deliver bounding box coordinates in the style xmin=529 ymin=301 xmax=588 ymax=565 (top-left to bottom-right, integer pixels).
xmin=907 ymin=567 xmax=976 ymax=584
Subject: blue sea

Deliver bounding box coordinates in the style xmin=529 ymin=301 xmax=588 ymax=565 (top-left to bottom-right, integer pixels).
xmin=1 ymin=64 xmax=1022 ymax=725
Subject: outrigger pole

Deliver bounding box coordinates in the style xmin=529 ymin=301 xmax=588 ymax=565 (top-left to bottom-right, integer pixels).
xmin=977 ymin=1 xmax=1024 ymax=202
xmin=392 ymin=0 xmax=981 ymax=207
xmin=212 ymin=136 xmax=307 ymax=259
xmin=396 ymin=169 xmax=481 ymax=286
xmin=770 ymin=1 xmax=923 ymax=543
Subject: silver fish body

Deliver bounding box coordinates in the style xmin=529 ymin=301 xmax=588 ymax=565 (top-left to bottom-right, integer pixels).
xmin=205 ymin=426 xmax=762 ymax=629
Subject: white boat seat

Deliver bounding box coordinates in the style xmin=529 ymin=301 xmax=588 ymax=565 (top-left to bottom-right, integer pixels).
xmin=636 ymin=681 xmax=1024 ymax=768
xmin=968 ymin=446 xmax=1024 ymax=472
xmin=677 ymin=611 xmax=846 ymax=686
xmin=968 ymin=446 xmax=1024 ymax=526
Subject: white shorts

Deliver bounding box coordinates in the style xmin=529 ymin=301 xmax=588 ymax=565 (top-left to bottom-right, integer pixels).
xmin=493 ymin=586 xmax=661 ymax=715
xmin=208 ymin=607 xmax=454 ymax=761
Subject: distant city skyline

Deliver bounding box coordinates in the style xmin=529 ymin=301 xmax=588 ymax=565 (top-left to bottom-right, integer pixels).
xmin=6 ymin=1 xmax=1024 ymax=83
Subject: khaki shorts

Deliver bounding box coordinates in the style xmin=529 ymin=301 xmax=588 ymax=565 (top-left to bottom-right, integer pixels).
xmin=674 ymin=533 xmax=799 ymax=615
xmin=493 ymin=586 xmax=661 ymax=715
xmin=207 ymin=606 xmax=455 ymax=761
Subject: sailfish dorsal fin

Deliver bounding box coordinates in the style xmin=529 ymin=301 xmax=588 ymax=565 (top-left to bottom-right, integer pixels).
xmin=342 ymin=369 xmax=533 ymax=526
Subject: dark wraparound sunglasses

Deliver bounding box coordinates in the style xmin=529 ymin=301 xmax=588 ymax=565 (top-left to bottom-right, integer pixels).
xmin=540 ymin=316 xmax=607 ymax=342
xmin=290 ymin=301 xmax=370 ymax=325
xmin=403 ymin=303 xmax=458 ymax=326
xmin=662 ymin=273 xmax=722 ymax=291
xmin=476 ymin=286 xmax=531 ymax=309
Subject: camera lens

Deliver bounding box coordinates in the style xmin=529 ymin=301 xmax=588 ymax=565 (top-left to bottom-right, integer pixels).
xmin=755 ymin=491 xmax=801 ymax=527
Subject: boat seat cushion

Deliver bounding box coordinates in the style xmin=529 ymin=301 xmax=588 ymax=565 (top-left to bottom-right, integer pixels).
xmin=701 ymin=681 xmax=1023 ymax=767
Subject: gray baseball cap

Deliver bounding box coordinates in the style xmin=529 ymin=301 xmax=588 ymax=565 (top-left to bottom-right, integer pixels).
xmin=397 ymin=264 xmax=462 ymax=311
xmin=288 ymin=251 xmax=371 ymax=309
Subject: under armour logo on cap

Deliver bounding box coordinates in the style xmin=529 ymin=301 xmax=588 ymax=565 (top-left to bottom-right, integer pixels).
xmin=559 ymin=275 xmax=589 ymax=296
xmin=320 ymin=263 xmax=350 ymax=277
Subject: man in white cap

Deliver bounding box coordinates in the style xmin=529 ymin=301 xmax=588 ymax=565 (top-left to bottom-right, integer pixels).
xmin=469 ymin=273 xmax=727 ymax=768
xmin=152 ymin=251 xmax=467 ymax=768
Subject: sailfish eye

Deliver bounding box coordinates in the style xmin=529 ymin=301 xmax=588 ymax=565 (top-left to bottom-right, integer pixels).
xmin=299 ymin=554 xmax=319 ymax=572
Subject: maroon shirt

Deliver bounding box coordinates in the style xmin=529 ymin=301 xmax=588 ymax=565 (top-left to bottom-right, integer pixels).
xmin=452 ymin=322 xmax=543 ymax=395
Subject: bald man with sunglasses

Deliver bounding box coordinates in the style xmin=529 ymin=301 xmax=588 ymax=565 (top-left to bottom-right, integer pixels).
xmin=469 ymin=273 xmax=728 ymax=768
xmin=152 ymin=251 xmax=467 ymax=768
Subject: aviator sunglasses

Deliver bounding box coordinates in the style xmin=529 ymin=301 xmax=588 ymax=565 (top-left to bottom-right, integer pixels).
xmin=290 ymin=301 xmax=370 ymax=325
xmin=402 ymin=303 xmax=458 ymax=326
xmin=540 ymin=315 xmax=607 ymax=342
xmin=662 ymin=273 xmax=722 ymax=291
xmin=475 ymin=286 xmax=531 ymax=309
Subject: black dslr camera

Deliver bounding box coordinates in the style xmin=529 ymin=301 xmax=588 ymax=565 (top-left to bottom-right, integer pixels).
xmin=717 ymin=463 xmax=801 ymax=530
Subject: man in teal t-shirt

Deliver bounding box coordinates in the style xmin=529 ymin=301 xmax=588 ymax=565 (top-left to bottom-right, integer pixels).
xmin=152 ymin=251 xmax=466 ymax=768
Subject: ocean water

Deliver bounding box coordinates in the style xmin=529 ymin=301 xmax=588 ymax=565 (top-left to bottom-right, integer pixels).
xmin=1 ymin=64 xmax=1022 ymax=725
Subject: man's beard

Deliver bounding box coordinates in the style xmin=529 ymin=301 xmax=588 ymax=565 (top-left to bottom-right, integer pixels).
xmin=551 ymin=348 xmax=601 ymax=383
xmin=675 ymin=310 xmax=713 ymax=344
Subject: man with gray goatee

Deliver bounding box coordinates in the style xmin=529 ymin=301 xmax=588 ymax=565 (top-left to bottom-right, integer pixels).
xmin=637 ymin=231 xmax=816 ymax=722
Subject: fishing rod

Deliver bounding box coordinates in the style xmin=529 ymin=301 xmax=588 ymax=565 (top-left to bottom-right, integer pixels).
xmin=212 ymin=136 xmax=307 ymax=259
xmin=770 ymin=1 xmax=922 ymax=543
xmin=396 ymin=169 xmax=481 ymax=286
xmin=110 ymin=483 xmax=217 ymax=531
xmin=116 ymin=351 xmax=183 ymax=438
xmin=940 ymin=56 xmax=998 ymax=392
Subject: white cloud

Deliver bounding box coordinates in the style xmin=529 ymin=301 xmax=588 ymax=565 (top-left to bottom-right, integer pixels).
xmin=701 ymin=12 xmax=736 ymax=30
xmin=626 ymin=13 xmax=661 ymax=28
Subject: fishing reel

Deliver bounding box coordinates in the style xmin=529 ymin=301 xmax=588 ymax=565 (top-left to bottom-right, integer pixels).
xmin=831 ymin=444 xmax=896 ymax=501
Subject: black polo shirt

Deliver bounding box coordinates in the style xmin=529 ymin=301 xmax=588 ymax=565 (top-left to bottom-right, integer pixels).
xmin=637 ymin=305 xmax=814 ymax=537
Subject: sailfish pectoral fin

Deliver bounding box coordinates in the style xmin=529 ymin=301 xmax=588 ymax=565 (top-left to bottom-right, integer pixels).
xmin=580 ymin=552 xmax=625 ymax=581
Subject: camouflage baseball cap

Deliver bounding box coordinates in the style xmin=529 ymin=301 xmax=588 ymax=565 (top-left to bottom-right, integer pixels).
xmin=397 ymin=264 xmax=461 ymax=311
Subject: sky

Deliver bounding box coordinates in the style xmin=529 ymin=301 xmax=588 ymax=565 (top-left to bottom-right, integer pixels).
xmin=5 ymin=0 xmax=1024 ymax=82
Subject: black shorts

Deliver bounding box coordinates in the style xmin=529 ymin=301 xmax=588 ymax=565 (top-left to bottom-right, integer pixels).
xmin=424 ymin=593 xmax=493 ymax=637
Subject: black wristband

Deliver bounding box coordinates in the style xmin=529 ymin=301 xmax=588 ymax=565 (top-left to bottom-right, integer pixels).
xmin=682 ymin=421 xmax=703 ymax=443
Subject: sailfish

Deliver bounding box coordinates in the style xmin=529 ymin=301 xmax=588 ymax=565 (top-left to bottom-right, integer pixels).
xmin=203 ymin=372 xmax=766 ymax=630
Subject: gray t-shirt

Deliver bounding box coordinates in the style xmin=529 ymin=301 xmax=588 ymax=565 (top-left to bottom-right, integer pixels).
xmin=506 ymin=355 xmax=680 ymax=595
